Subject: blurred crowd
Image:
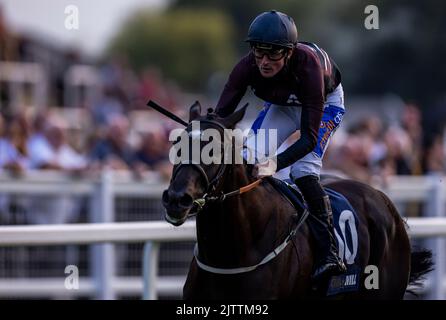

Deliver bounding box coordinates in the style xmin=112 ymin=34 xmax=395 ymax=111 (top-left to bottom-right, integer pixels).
xmin=324 ymin=103 xmax=445 ymax=186
xmin=0 ymin=107 xmax=177 ymax=225
xmin=1 ymin=99 xmax=444 ymax=186
xmin=0 ymin=5 xmax=180 ymax=181
xmin=1 ymin=4 xmax=445 ymax=187
xmin=0 ymin=108 xmax=174 ymax=180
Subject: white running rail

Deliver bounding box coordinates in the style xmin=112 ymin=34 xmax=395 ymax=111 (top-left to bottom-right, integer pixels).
xmin=0 ymin=172 xmax=445 ymax=299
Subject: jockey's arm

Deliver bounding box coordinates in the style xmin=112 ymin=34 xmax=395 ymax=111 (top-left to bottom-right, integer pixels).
xmin=275 ymin=103 xmax=323 ymax=171
xmin=215 ymin=84 xmax=246 ymax=118
xmin=215 ymin=57 xmax=249 ymax=118
xmin=275 ymin=51 xmax=325 ymax=172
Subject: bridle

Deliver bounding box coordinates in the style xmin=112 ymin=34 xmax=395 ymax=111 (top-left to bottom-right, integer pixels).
xmin=171 ymin=119 xmax=228 ymax=195
xmin=167 ymin=116 xmax=309 ymax=275
xmin=170 ymin=117 xmax=261 ymax=215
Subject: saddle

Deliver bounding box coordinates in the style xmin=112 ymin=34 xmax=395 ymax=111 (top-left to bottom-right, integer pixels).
xmin=264 ymin=177 xmax=306 ymax=213
xmin=265 ymin=176 xmax=361 ymax=296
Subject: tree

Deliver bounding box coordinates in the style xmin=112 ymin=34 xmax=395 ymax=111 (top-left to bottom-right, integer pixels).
xmin=107 ymin=9 xmax=236 ymax=91
xmin=170 ymin=0 xmax=329 ymax=53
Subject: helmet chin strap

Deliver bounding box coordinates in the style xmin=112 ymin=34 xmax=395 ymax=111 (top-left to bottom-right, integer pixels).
xmin=284 ymin=48 xmax=293 ymax=64
xmin=284 ymin=46 xmax=297 ymax=73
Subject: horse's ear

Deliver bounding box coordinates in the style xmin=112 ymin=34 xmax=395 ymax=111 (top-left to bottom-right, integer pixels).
xmin=220 ymin=103 xmax=249 ymax=128
xmin=189 ymin=101 xmax=202 ymax=122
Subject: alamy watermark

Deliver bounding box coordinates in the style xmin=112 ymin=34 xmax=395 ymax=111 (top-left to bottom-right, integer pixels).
xmin=168 ymin=121 xmax=278 ymax=172
xmin=65 ymin=5 xmax=79 ymax=30
xmin=364 ymin=264 xmax=379 ymax=289
xmin=364 ymin=5 xmax=379 ymax=30
xmin=64 ymin=265 xmax=79 ymax=290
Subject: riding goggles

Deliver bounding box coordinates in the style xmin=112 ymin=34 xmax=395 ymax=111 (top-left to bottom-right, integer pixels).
xmin=252 ymin=47 xmax=286 ymax=61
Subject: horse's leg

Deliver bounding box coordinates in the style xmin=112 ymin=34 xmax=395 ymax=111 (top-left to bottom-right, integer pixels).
xmin=183 ymin=259 xmax=208 ymax=300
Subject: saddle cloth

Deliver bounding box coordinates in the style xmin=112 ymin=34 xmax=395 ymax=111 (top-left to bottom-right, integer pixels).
xmin=266 ymin=177 xmax=361 ymax=295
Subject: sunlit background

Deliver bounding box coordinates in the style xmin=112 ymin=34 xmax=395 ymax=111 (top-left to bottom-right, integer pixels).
xmin=0 ymin=0 xmax=445 ymax=300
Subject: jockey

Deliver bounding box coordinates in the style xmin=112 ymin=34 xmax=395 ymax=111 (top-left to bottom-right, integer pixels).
xmin=215 ymin=10 xmax=347 ymax=281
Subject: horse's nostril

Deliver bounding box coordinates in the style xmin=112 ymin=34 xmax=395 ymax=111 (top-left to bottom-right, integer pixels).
xmin=179 ymin=194 xmax=193 ymax=209
xmin=162 ymin=190 xmax=170 ymax=204
xmin=162 ymin=189 xmax=193 ymax=209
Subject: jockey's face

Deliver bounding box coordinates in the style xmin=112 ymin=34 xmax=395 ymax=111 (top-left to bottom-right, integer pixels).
xmin=253 ymin=46 xmax=290 ymax=78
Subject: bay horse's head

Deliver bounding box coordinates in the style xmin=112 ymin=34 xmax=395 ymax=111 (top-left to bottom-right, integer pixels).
xmin=162 ymin=102 xmax=248 ymax=226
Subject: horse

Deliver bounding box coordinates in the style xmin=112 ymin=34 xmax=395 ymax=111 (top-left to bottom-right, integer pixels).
xmin=162 ymin=102 xmax=433 ymax=299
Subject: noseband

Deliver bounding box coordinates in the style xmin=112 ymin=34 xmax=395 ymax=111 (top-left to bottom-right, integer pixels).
xmin=170 ymin=118 xmax=228 ymax=195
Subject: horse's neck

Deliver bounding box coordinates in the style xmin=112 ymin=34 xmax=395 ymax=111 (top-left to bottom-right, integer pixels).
xmin=196 ymin=165 xmax=286 ymax=267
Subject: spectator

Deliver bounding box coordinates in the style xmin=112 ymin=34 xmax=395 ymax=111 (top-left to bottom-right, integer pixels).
xmin=0 ymin=113 xmax=28 ymax=173
xmin=136 ymin=67 xmax=180 ymax=111
xmin=356 ymin=116 xmax=388 ymax=176
xmin=28 ymin=116 xmax=87 ymax=171
xmin=89 ymin=114 xmax=136 ymax=170
xmin=90 ymin=87 xmax=125 ymax=126
xmin=26 ymin=116 xmax=86 ymax=224
xmin=8 ymin=112 xmax=31 ymax=164
xmin=99 ymin=55 xmax=138 ymax=106
xmin=27 ymin=111 xmax=50 ymax=162
xmin=383 ymin=126 xmax=412 ymax=175
xmin=135 ymin=130 xmax=172 ymax=179
xmin=0 ymin=113 xmax=31 ymax=223
xmin=329 ymin=133 xmax=373 ymax=183
xmin=401 ymin=103 xmax=423 ymax=175
xmin=138 ymin=68 xmax=168 ymax=106
xmin=423 ymin=133 xmax=445 ymax=174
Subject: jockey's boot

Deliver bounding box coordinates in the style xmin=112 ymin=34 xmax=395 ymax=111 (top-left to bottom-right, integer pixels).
xmin=306 ymin=195 xmax=347 ymax=282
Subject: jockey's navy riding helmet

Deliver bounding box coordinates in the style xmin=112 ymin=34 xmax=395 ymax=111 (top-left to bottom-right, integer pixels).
xmin=246 ymin=10 xmax=298 ymax=50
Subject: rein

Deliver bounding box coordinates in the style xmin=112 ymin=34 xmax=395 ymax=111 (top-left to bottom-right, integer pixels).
xmin=192 ymin=178 xmax=262 ymax=214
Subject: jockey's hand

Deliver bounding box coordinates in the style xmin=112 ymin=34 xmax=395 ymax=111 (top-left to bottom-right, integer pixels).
xmin=252 ymin=158 xmax=277 ymax=179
